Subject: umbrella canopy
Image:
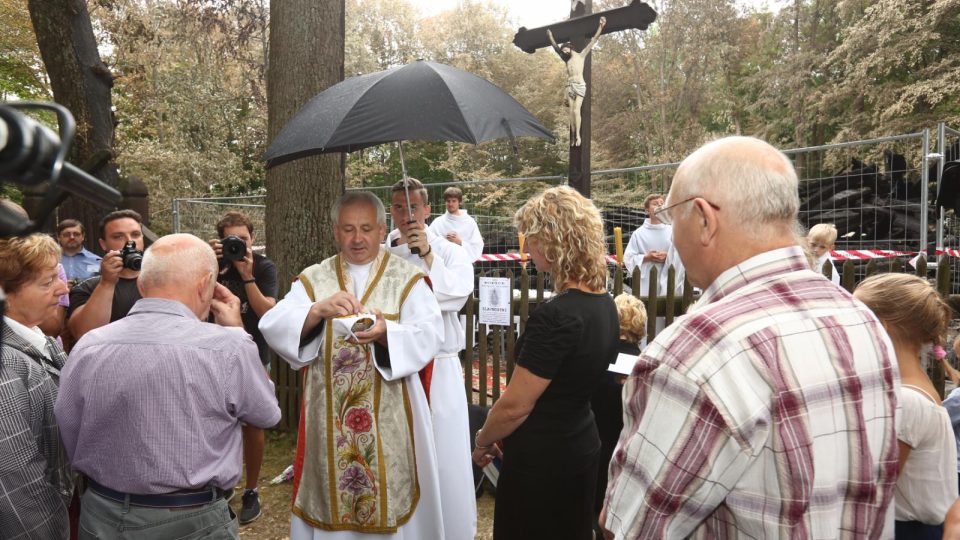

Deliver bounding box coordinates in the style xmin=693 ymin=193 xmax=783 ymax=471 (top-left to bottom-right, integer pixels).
xmin=263 ymin=60 xmax=554 ymax=168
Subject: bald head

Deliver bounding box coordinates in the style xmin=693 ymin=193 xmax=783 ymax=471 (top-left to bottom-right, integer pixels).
xmin=671 ymin=136 xmax=799 ymax=233
xmin=138 ymin=234 xmax=218 ymax=317
xmin=666 ymin=137 xmax=800 ymax=289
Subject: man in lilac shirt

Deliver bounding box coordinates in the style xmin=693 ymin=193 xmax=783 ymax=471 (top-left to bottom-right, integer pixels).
xmin=56 ymin=234 xmax=281 ymax=539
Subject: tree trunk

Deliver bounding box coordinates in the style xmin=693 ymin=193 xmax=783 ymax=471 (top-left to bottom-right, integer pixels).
xmin=266 ymin=0 xmax=345 ymax=288
xmin=27 ymin=0 xmax=119 ymax=245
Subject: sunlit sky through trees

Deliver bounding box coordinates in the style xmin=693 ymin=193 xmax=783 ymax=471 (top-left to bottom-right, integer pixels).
xmin=413 ymin=0 xmax=786 ymax=27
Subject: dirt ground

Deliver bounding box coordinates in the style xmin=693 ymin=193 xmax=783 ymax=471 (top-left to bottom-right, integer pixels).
xmin=233 ymin=430 xmax=495 ymax=539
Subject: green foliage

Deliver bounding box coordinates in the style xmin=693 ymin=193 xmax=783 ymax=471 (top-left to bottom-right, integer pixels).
xmin=0 ymin=0 xmax=48 ymax=99
xmin=19 ymin=0 xmax=960 ymax=229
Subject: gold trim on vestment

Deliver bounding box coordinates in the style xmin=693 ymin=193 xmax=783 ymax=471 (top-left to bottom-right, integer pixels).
xmin=292 ymin=252 xmax=425 ymax=533
xmin=374 ymin=369 xmax=388 ymax=524
xmin=323 ymin=322 xmax=339 ymax=520
xmin=399 ymin=272 xmax=425 ymax=307
xmin=299 ymin=274 xmax=316 ymax=302
xmin=361 ymin=252 xmax=390 ymax=305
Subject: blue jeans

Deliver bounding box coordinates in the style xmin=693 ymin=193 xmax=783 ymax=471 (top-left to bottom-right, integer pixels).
xmin=79 ymin=489 xmax=238 ymax=539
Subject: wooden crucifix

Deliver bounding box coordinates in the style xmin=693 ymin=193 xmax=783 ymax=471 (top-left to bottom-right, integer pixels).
xmin=513 ymin=0 xmax=657 ymax=197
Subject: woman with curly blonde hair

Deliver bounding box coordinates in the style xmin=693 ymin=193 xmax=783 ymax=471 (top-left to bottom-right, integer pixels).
xmin=855 ymin=273 xmax=957 ymax=538
xmin=473 ymin=186 xmax=618 ymax=539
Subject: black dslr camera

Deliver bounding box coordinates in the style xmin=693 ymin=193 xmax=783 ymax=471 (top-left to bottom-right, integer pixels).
xmin=119 ymin=241 xmax=143 ymax=271
xmin=220 ymin=235 xmax=247 ymax=262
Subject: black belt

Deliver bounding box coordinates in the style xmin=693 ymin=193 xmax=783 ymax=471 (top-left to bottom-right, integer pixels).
xmin=87 ymin=479 xmax=227 ymax=509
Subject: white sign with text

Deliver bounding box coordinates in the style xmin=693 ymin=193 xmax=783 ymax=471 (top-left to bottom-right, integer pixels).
xmin=478 ymin=277 xmax=511 ymax=326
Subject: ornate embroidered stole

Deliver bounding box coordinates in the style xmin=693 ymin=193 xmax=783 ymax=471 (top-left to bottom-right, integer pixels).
xmin=293 ymin=252 xmax=426 ymax=533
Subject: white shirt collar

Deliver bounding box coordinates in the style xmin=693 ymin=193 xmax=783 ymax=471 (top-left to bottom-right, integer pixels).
xmin=4 ymin=316 xmax=50 ymax=354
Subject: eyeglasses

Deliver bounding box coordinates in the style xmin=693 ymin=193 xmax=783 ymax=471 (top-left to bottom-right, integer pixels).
xmin=653 ymin=196 xmax=720 ymax=225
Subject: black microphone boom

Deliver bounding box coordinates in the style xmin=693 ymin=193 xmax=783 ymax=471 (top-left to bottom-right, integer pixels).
xmin=0 ymin=102 xmax=122 ymax=207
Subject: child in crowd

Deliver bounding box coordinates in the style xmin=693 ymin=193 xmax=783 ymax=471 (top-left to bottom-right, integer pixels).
xmin=941 ymin=335 xmax=960 ymax=496
xmin=855 ymin=274 xmax=958 ymax=538
xmin=591 ymin=293 xmax=647 ymax=538
xmin=807 ymin=223 xmax=840 ymax=285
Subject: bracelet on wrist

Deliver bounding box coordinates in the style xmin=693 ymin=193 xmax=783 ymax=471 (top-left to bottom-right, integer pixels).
xmin=474 ymin=430 xmax=492 ymax=450
xmin=242 ymin=278 xmax=256 ymax=284
xmin=418 ymin=246 xmax=432 ymax=259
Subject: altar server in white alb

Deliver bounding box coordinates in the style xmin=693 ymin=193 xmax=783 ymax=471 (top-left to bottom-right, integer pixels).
xmin=387 ymin=178 xmax=477 ymax=540
xmin=428 ymin=186 xmax=484 ymax=262
xmin=259 ymin=191 xmax=445 ymax=540
xmin=623 ymin=193 xmax=673 ymax=295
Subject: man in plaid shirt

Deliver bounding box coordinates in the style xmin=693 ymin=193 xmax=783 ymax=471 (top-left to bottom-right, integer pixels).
xmin=602 ymin=136 xmax=899 ymax=539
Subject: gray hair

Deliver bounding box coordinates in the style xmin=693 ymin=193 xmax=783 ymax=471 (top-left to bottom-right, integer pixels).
xmin=331 ymin=191 xmax=386 ymax=226
xmin=139 ymin=234 xmax=217 ymax=290
xmin=672 ymin=136 xmax=799 ymax=234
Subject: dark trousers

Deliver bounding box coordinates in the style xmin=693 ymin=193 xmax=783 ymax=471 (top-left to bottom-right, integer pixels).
xmin=493 ymin=449 xmax=599 ymax=540
xmin=895 ymin=520 xmax=943 ymax=540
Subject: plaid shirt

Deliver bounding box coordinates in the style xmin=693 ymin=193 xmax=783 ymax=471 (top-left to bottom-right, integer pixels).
xmin=604 ymin=246 xmax=899 ymax=539
xmin=0 ymin=324 xmax=72 ymax=539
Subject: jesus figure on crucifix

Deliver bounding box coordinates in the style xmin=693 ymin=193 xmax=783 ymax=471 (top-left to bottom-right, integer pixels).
xmin=547 ymin=16 xmax=605 ymax=147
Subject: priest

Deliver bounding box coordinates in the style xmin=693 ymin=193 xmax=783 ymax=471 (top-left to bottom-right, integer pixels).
xmin=259 ymin=191 xmax=444 ymax=540
xmin=386 ymin=178 xmax=477 ymax=540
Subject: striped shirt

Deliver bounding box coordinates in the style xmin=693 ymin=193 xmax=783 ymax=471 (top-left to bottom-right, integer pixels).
xmin=56 ymin=298 xmax=281 ymax=494
xmin=604 ymin=246 xmax=899 ymax=539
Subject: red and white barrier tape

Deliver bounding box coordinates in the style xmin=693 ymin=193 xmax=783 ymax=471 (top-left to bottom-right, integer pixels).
xmin=473 ymin=249 xmax=960 ymax=263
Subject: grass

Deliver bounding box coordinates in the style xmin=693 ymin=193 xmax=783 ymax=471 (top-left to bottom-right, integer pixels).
xmin=232 ymin=430 xmax=495 ymax=539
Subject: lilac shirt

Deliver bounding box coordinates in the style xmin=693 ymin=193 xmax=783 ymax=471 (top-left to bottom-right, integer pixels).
xmin=55 ymin=298 xmax=281 ymax=494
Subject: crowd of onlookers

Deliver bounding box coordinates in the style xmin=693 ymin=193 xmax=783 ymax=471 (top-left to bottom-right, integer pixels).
xmin=6 ymin=135 xmax=960 ymax=540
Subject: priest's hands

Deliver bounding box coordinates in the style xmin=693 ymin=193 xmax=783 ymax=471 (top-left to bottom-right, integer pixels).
xmin=352 ymin=308 xmax=387 ymax=347
xmin=302 ymin=291 xmax=364 ymax=338
xmin=314 ymin=291 xmax=364 ymax=319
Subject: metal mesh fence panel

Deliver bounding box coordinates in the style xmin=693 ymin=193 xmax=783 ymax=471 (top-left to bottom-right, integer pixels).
xmin=173 ymin=132 xmax=937 ymax=286
xmin=173 ymin=195 xmax=268 ymax=248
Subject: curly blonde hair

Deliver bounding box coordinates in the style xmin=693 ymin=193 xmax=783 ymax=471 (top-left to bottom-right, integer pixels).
xmin=0 ymin=234 xmax=61 ymax=294
xmin=513 ymin=186 xmax=608 ymax=292
xmin=854 ymin=273 xmax=951 ymax=348
xmin=615 ymin=294 xmax=647 ymax=343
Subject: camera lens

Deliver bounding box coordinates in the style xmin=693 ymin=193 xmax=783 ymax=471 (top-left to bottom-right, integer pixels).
xmin=123 ymin=251 xmax=143 ymax=271
xmin=221 ymin=235 xmax=247 ymax=262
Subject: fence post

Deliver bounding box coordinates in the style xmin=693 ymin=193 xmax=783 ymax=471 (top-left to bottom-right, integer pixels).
xmin=916 ymin=255 xmax=928 ymax=278
xmin=681 ymin=277 xmax=694 ymax=313
xmin=506 ymin=270 xmax=516 ymax=382
xmin=172 ymin=198 xmax=181 ymax=233
xmin=921 ymin=129 xmax=930 ymax=253
xmin=613 ymin=264 xmax=624 ymax=296
xmin=841 ymin=260 xmax=856 ymax=293
xmin=646 ymin=266 xmax=659 ymax=341
xmin=478 ymin=314 xmax=488 ymax=408
xmin=865 ymin=259 xmax=878 ymax=279
xmin=632 ymin=267 xmax=641 ymax=297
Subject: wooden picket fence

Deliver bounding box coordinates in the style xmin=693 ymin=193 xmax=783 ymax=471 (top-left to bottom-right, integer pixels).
xmin=271 ymin=256 xmax=955 ymax=430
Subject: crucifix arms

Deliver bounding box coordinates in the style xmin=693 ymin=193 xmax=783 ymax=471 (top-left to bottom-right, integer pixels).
xmin=512 ymin=1 xmax=657 ymax=55
xmin=547 ymin=17 xmax=605 ymax=57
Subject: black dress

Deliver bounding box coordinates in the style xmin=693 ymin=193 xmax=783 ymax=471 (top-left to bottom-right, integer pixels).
xmin=493 ymin=289 xmax=618 ymax=540
xmin=591 ymin=340 xmax=640 ymax=532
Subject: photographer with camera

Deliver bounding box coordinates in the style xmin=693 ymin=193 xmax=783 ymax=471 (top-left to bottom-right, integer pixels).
xmin=208 ymin=211 xmax=277 ymax=525
xmin=67 ymin=210 xmax=145 ymax=339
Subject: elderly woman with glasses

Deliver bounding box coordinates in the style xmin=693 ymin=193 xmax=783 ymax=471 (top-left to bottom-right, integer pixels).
xmin=0 ymin=233 xmax=73 ymax=539
xmin=472 ymin=186 xmax=618 ymax=540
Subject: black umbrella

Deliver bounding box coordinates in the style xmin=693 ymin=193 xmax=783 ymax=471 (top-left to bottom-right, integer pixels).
xmin=264 ymin=59 xmax=555 ymax=252
xmin=264 ymin=60 xmax=554 ymax=167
